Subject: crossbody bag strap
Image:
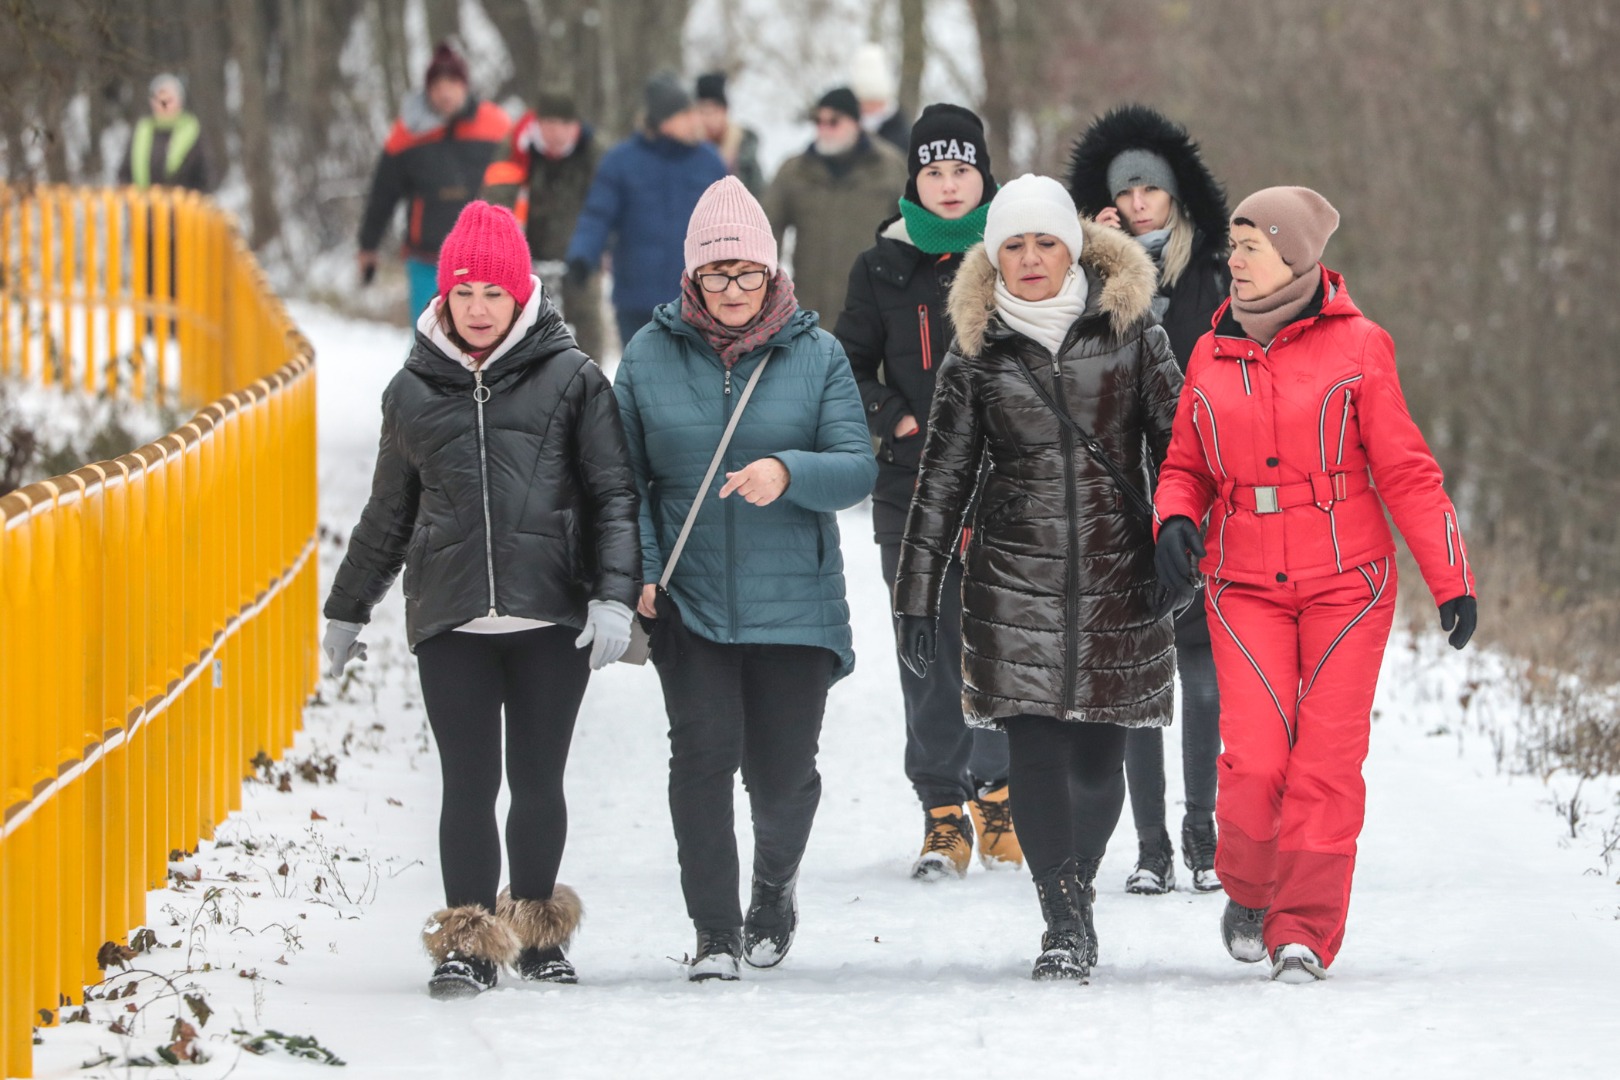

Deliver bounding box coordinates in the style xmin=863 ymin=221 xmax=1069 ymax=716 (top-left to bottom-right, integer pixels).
xmin=659 ymin=354 xmax=772 ymax=588
xmin=1010 ymin=357 xmax=1155 ymax=522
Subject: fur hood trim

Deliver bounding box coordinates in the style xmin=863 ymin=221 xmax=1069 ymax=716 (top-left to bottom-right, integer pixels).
xmin=422 ymin=904 xmax=522 ymax=966
xmin=1066 ymin=104 xmax=1229 ymax=245
xmin=947 ymin=216 xmax=1158 ymax=356
xmin=496 ymin=884 xmax=583 ymax=951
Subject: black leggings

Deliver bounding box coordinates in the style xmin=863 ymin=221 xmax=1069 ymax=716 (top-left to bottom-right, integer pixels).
xmin=416 ymin=626 xmax=591 ymax=912
xmin=1006 ymin=716 xmax=1130 ymax=879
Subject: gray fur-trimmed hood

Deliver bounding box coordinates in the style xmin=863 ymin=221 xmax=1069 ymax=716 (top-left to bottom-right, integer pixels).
xmin=947 ymin=216 xmax=1159 ymax=357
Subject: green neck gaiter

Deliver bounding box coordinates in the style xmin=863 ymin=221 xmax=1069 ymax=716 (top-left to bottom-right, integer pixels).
xmin=897 ymin=197 xmax=991 ymax=256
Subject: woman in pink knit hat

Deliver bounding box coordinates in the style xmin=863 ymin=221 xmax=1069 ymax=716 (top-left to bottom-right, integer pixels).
xmin=614 ymin=176 xmax=877 ymax=981
xmin=322 ymin=200 xmax=642 ymax=998
xmin=1154 ymin=186 xmax=1478 ymax=982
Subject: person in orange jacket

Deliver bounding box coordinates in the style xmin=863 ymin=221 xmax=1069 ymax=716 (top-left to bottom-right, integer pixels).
xmin=1153 ymin=186 xmax=1478 ymax=983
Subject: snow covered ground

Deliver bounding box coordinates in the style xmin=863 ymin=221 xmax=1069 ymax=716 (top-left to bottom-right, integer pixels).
xmin=28 ymin=304 xmax=1618 ymax=1079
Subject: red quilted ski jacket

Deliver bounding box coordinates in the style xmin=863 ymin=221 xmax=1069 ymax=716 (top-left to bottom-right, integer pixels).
xmin=1154 ymin=266 xmax=1476 ymax=605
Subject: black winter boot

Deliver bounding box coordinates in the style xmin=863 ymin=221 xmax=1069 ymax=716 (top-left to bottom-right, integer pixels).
xmin=742 ymin=875 xmax=798 ymax=969
xmin=1126 ymin=828 xmax=1176 ymax=895
xmin=497 ymin=885 xmax=584 ymax=984
xmin=1221 ymin=897 xmax=1269 ymax=963
xmin=1031 ymin=861 xmax=1092 ymax=981
xmin=1181 ymin=819 xmax=1222 ymax=893
xmin=1075 ymin=856 xmax=1101 ymax=968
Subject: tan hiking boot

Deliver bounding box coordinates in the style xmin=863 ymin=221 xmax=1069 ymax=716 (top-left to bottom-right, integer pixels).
xmin=969 ymin=782 xmax=1024 ymax=869
xmin=911 ymin=805 xmax=974 ymax=880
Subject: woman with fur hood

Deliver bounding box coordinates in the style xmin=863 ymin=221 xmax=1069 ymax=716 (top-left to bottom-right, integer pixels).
xmin=893 ymin=176 xmax=1183 ymax=981
xmin=322 ymin=202 xmax=641 ymax=998
xmin=1067 ymin=104 xmax=1230 ymax=897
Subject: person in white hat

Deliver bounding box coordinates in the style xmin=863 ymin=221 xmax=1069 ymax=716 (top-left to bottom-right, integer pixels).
xmin=851 ymin=42 xmax=910 ymax=151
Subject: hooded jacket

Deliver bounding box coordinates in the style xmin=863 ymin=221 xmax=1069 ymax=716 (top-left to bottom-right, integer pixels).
xmin=1153 ymin=267 xmax=1476 ymax=605
xmin=894 ymin=220 xmax=1184 ymax=728
xmin=613 ymin=302 xmax=879 ymax=683
xmin=324 ymin=283 xmax=640 ymax=649
xmin=833 ymin=214 xmax=966 ymax=543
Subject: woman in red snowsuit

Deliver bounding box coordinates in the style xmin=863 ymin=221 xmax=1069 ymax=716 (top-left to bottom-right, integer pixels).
xmin=1152 ymin=187 xmax=1478 ymax=982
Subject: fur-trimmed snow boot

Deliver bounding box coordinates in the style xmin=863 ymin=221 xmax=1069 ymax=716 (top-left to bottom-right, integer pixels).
xmin=423 ymin=905 xmax=520 ymax=999
xmin=1031 ymin=860 xmax=1093 ymax=982
xmin=498 ymin=884 xmax=583 ymax=984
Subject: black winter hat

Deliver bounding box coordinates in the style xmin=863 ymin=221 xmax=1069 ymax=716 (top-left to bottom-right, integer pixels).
xmin=905 ymin=102 xmax=996 ymax=205
xmin=695 ymin=72 xmax=728 ymax=107
xmin=535 ymin=89 xmax=578 ymax=121
xmin=813 ymin=87 xmax=861 ymax=123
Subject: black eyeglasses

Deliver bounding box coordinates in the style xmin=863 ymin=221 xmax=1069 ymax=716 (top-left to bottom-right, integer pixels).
xmin=696 ymin=269 xmax=768 ymax=293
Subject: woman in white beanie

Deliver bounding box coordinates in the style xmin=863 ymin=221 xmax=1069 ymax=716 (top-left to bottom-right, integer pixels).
xmin=893 ymin=175 xmax=1184 ymax=981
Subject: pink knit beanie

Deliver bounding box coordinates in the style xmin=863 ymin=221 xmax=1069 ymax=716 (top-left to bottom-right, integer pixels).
xmin=684 ymin=177 xmax=778 ymax=276
xmin=1231 ymin=186 xmax=1340 ymax=275
xmin=437 ymin=201 xmax=535 ymax=305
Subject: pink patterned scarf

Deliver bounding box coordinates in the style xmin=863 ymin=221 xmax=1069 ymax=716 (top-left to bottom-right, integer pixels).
xmin=679 ymin=270 xmax=798 ymax=368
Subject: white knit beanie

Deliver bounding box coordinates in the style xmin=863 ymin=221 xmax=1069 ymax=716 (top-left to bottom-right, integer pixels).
xmin=850 ymin=43 xmax=895 ymax=102
xmin=984 ymin=174 xmax=1085 ymax=266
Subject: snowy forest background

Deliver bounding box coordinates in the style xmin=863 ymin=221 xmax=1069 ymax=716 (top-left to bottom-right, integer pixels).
xmin=2 ymin=0 xmax=1618 ymax=787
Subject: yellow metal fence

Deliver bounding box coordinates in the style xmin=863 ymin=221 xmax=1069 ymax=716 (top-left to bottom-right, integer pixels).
xmin=0 ymin=185 xmax=317 ymax=1078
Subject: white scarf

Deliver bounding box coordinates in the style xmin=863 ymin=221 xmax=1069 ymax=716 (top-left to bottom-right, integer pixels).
xmin=993 ymin=268 xmax=1088 ymax=357
xmin=417 ymin=275 xmax=545 ymax=372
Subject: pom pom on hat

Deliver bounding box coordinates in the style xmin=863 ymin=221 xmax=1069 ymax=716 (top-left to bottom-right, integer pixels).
xmin=984 ymin=174 xmax=1085 ymax=266
xmin=424 ymin=42 xmax=468 ymax=88
xmin=437 ymin=201 xmax=534 ymax=305
xmin=685 ymin=177 xmax=778 ymax=276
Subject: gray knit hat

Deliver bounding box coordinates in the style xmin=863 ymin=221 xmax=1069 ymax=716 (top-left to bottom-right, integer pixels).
xmin=1231 ymin=186 xmax=1340 ymax=273
xmin=1107 ymin=148 xmax=1179 ymax=202
xmin=644 ymin=71 xmax=692 ymax=129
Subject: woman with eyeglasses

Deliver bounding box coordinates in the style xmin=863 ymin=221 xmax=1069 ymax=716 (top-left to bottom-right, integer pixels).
xmin=613 ymin=177 xmax=877 ymax=981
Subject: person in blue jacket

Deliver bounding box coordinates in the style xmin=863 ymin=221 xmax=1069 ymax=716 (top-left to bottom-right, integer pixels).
xmin=614 ymin=177 xmax=877 ymax=983
xmin=565 ymin=72 xmax=727 ymax=350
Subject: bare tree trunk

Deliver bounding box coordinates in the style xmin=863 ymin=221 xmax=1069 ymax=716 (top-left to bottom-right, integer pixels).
xmin=226 ymin=0 xmax=280 ymax=246
xmin=424 ymin=0 xmax=460 ymax=49
xmin=185 ymin=0 xmax=231 ymax=190
xmin=966 ymin=0 xmax=1013 ymax=171
xmin=600 ymin=0 xmax=692 ymax=136
xmin=898 ymin=0 xmax=926 ymax=121
xmin=483 ymin=0 xmax=543 ymax=101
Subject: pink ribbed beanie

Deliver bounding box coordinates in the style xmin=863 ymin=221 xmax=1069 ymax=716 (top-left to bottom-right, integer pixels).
xmin=684 ymin=177 xmax=778 ymax=276
xmin=437 ymin=201 xmax=535 ymax=304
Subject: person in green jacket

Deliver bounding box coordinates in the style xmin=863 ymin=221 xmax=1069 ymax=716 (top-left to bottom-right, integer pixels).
xmin=118 ymin=73 xmax=211 ymax=193
xmin=614 ymin=177 xmax=877 ymax=984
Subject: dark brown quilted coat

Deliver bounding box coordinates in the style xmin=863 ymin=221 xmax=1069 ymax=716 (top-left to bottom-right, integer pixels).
xmin=893 ymin=218 xmax=1184 ymax=728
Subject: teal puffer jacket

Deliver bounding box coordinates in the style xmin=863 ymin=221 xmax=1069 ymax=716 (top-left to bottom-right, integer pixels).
xmin=614 ymin=303 xmax=878 ymax=682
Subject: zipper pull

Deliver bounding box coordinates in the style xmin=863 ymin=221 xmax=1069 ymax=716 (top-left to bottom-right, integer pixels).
xmin=473 ymin=370 xmax=489 ymax=402
xmin=724 ymin=368 xmax=733 ymax=396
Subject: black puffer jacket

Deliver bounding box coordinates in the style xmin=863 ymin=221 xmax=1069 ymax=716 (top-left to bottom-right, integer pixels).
xmin=324 ymin=287 xmax=640 ymax=649
xmin=1068 ymin=103 xmax=1230 ymax=643
xmin=893 ymin=220 xmax=1183 ymax=728
xmin=833 ymin=215 xmax=964 ymax=543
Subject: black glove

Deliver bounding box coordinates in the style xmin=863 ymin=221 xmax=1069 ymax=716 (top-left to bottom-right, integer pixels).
xmin=897 ymin=614 xmax=937 ymax=679
xmin=1154 ymin=516 xmax=1207 ymax=595
xmin=565 ymin=257 xmax=593 ymax=289
xmin=1438 ymin=594 xmax=1476 ymax=650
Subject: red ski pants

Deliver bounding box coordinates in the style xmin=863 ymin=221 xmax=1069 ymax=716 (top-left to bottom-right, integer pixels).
xmin=1204 ymin=557 xmax=1396 ymax=967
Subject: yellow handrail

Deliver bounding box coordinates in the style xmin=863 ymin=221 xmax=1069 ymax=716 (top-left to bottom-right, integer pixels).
xmin=0 ymin=184 xmax=317 ymax=1078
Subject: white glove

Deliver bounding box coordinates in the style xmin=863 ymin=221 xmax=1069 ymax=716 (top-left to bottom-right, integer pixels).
xmin=574 ymin=600 xmax=634 ymax=669
xmin=322 ymin=619 xmax=367 ymax=678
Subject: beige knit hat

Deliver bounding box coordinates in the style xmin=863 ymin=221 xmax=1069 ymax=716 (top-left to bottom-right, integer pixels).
xmin=1231 ymin=186 xmax=1340 ymax=274
xmin=685 ymin=177 xmax=778 ymax=276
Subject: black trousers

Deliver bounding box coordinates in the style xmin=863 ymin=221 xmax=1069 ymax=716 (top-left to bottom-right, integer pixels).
xmin=657 ymin=634 xmax=836 ymax=930
xmin=879 ymin=543 xmax=1009 ymax=807
xmin=1124 ymin=636 xmax=1222 ymax=836
xmin=416 ymin=626 xmax=591 ymax=913
xmin=1005 ymin=716 xmax=1130 ymax=879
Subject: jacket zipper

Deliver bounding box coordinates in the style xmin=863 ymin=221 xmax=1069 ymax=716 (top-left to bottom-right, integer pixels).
xmin=918 ymin=305 xmax=933 ymax=370
xmin=473 ymin=370 xmax=498 ymax=616
xmin=1051 ymin=352 xmax=1080 ymax=713
xmin=1336 ymin=388 xmax=1352 ymax=465
xmin=1444 ymin=511 xmax=1457 ymax=566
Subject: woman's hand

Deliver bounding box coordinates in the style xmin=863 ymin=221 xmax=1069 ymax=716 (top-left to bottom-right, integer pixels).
xmin=720 ymin=458 xmax=790 ymax=506
xmin=894 ymin=415 xmax=920 ymax=438
xmin=1094 ymin=207 xmax=1124 ymax=230
xmin=638 ymin=583 xmax=659 ymax=619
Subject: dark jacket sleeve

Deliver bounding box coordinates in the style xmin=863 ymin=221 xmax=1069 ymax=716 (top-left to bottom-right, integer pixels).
xmin=357 ymin=146 xmax=407 ymax=252
xmin=611 ymin=345 xmax=666 ymax=586
xmin=324 ymin=381 xmax=421 ymax=623
xmin=893 ymin=350 xmax=983 ymax=617
xmin=736 ymin=129 xmax=767 ymax=196
xmin=564 ymin=147 xmax=622 ymax=268
xmin=571 ymin=359 xmax=642 ymax=606
xmin=1138 ymin=324 xmax=1184 ymax=470
xmin=832 ymin=252 xmax=912 ymax=450
xmin=773 ymin=334 xmax=880 ymax=512
xmin=117 ymin=136 xmax=135 ymax=185
xmin=174 ymin=137 xmax=211 ymax=193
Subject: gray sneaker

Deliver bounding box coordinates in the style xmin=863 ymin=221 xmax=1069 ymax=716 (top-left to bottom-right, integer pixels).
xmin=1221 ymin=898 xmax=1268 ymax=963
xmin=1270 ymin=943 xmax=1326 ymax=983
